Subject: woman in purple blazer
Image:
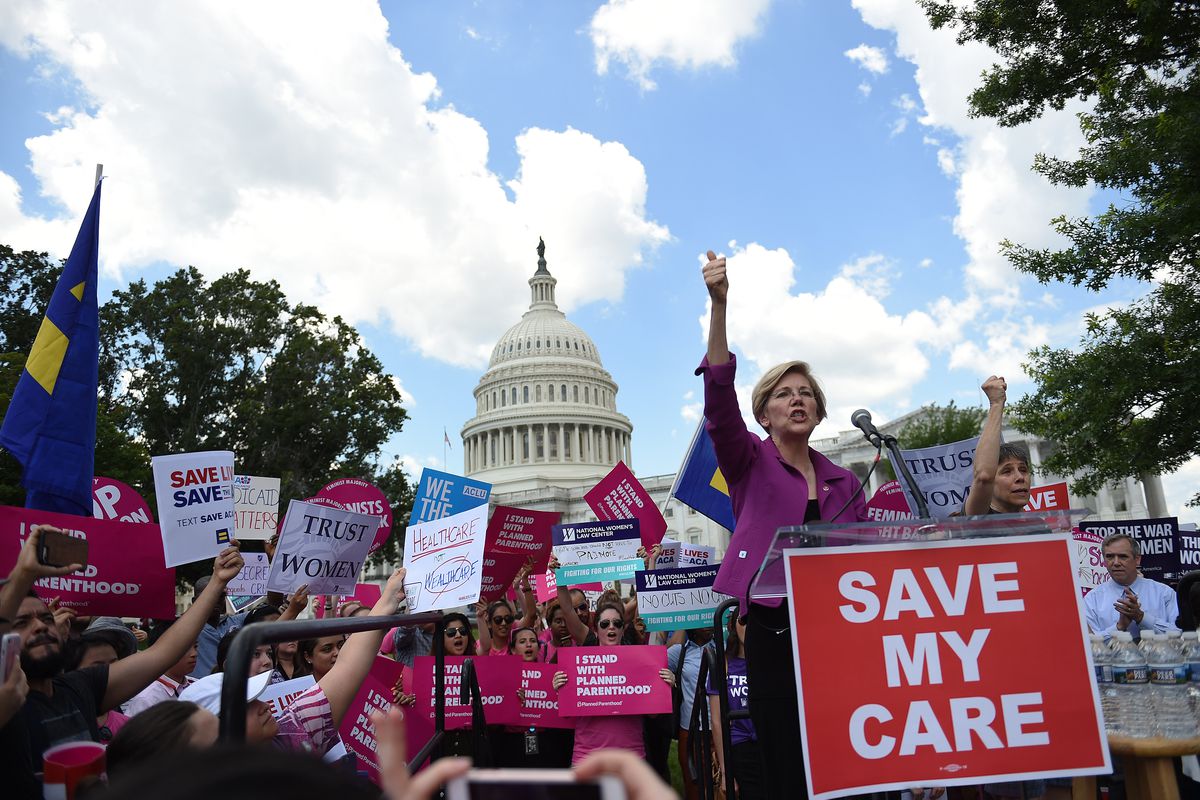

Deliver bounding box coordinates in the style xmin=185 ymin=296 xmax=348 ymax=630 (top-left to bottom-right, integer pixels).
xmin=697 ymin=249 xmax=869 ymax=797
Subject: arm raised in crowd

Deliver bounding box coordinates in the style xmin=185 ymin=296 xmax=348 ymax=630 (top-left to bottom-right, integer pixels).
xmin=278 ymin=584 xmax=309 ymax=622
xmin=703 ymin=250 xmax=730 ymax=367
xmin=963 ymin=375 xmax=1007 ymax=516
xmin=104 ymin=543 xmax=244 ymax=710
xmin=548 ymin=555 xmax=590 ymax=645
xmin=0 ymin=526 xmax=85 ymax=632
xmin=321 ymin=567 xmax=407 ymax=728
xmin=515 ymin=559 xmax=538 ymax=629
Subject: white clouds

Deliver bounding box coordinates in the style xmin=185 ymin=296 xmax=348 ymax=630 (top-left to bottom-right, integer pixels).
xmin=589 ymin=0 xmax=770 ymax=90
xmin=844 ymin=44 xmax=888 ymax=75
xmin=509 ymin=127 xmax=670 ymax=309
xmin=699 ymin=243 xmax=952 ymax=426
xmin=851 ymin=0 xmax=1094 ymax=303
xmin=0 ymin=1 xmax=668 ymax=369
xmin=680 ymin=390 xmax=702 ymax=424
xmin=1160 ymin=458 xmax=1200 ymax=523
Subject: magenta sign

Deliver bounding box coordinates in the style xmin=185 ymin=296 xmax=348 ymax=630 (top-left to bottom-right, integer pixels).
xmin=317 ymin=478 xmax=393 ymax=554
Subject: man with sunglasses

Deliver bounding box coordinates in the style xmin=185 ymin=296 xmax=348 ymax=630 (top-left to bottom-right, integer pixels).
xmin=568 ymin=588 xmax=593 ymax=630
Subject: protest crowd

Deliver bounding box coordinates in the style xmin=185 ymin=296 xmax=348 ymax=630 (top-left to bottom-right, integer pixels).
xmin=2 ymin=239 xmax=1197 ymax=800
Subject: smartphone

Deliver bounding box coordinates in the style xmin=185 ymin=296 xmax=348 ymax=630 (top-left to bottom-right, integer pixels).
xmin=37 ymin=530 xmax=89 ymax=569
xmin=446 ymin=770 xmax=625 ymax=800
xmin=1 ymin=633 xmax=20 ymax=682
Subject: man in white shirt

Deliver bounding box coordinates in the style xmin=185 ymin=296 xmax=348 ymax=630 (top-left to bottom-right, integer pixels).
xmin=1083 ymin=533 xmax=1179 ymax=640
xmin=124 ymin=634 xmax=197 ymax=716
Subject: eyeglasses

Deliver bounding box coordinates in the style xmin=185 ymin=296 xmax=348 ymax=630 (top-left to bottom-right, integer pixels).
xmin=445 ymin=626 xmax=469 ymax=638
xmin=574 ymin=604 xmax=588 ymax=614
xmin=598 ymin=619 xmax=624 ymax=630
xmin=491 ymin=616 xmax=513 ymax=625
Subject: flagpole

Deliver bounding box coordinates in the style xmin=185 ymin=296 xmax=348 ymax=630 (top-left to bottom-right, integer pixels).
xmin=94 ymin=163 xmax=103 ymax=188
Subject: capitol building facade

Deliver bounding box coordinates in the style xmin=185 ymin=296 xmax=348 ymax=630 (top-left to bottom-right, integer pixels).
xmin=457 ymin=242 xmax=1170 ymax=561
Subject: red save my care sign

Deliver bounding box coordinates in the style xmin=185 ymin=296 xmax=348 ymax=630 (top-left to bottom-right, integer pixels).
xmin=784 ymin=534 xmax=1109 ymax=799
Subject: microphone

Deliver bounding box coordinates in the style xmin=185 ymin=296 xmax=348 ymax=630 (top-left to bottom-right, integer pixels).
xmin=851 ymin=409 xmax=883 ymax=447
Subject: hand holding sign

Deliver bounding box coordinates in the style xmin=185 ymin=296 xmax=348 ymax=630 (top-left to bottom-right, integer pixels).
xmin=211 ymin=541 xmax=245 ymax=587
xmin=703 ymin=249 xmax=728 ymax=304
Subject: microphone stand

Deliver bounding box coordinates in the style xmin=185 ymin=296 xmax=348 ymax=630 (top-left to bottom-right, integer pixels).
xmin=882 ymin=433 xmax=930 ymax=518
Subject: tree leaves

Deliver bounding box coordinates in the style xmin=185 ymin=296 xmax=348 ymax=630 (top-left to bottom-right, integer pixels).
xmin=920 ymin=1 xmax=1200 ymax=506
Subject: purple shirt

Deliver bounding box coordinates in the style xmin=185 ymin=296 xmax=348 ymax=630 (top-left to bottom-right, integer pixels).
xmin=707 ymin=656 xmax=755 ymax=746
xmin=697 ymin=354 xmax=869 ymax=609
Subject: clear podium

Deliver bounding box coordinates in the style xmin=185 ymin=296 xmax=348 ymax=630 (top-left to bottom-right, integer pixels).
xmin=745 ymin=509 xmax=1120 ymax=799
xmin=748 ymin=509 xmax=1091 ymax=603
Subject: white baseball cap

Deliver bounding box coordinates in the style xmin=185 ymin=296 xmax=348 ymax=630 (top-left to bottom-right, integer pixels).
xmin=179 ymin=670 xmax=273 ymax=715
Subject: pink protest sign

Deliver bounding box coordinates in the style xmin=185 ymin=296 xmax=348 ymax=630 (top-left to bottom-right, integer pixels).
xmin=92 ymin=477 xmax=154 ymax=523
xmin=486 ymin=506 xmax=560 ymax=568
xmin=414 ymin=655 xmax=509 ymax=729
xmin=533 ymin=569 xmax=602 ymax=604
xmin=0 ymin=505 xmax=176 ymax=618
xmin=348 ymin=582 xmax=382 ymax=608
xmin=557 ymin=645 xmax=671 ymax=717
xmin=339 ymin=656 xmax=404 ymax=784
xmin=865 ymin=480 xmax=914 ymax=522
xmin=317 ymin=478 xmax=393 ymax=554
xmin=584 ymin=462 xmax=666 ymax=547
xmin=480 ymin=551 xmax=531 ymax=602
xmin=399 ymin=662 xmax=435 ymax=769
xmin=489 ymin=660 xmax=574 ymax=729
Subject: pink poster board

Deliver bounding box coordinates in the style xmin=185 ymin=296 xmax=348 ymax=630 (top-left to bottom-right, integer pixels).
xmin=557 ymin=645 xmax=671 ymax=717
xmin=317 ymin=478 xmax=393 ymax=554
xmin=532 ymin=569 xmax=602 ymax=604
xmin=485 ymin=659 xmax=574 ymax=729
xmin=413 ymin=655 xmax=509 ymax=729
xmin=0 ymin=505 xmax=176 ymax=618
xmin=485 ymin=506 xmax=560 ymax=569
xmin=92 ymin=477 xmax=154 ymax=524
xmin=338 ymin=656 xmax=404 ymax=784
xmin=480 ymin=551 xmax=531 ymax=602
xmin=584 ymin=462 xmax=667 ymax=547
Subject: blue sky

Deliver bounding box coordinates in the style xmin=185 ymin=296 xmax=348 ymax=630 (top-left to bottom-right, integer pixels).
xmin=1 ymin=1 xmax=1191 ymax=521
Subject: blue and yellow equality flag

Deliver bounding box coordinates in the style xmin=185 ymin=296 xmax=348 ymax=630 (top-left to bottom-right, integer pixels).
xmin=0 ymin=180 xmax=102 ymax=515
xmin=668 ymin=418 xmax=735 ymax=531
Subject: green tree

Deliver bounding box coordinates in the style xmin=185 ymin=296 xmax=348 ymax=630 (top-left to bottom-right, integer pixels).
xmin=881 ymin=402 xmax=987 ymax=480
xmin=921 ymin=1 xmax=1200 ymax=504
xmin=2 ymin=249 xmax=411 ymax=584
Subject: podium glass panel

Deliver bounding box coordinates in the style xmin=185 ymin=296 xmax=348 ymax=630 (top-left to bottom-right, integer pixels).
xmin=748 ymin=509 xmax=1092 ymax=603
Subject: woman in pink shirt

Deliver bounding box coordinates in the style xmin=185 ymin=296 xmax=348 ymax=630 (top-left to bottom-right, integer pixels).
xmin=550 ymin=577 xmax=674 ymax=764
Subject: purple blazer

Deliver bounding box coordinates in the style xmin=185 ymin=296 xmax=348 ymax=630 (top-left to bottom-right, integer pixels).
xmin=698 ymin=354 xmax=868 ymax=608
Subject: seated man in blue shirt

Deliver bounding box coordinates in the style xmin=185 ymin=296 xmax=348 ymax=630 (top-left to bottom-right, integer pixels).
xmin=1083 ymin=532 xmax=1178 ymax=641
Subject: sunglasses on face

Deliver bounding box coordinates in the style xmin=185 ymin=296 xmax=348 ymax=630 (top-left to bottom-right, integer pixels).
xmin=491 ymin=616 xmax=513 ymax=625
xmin=574 ymin=604 xmax=588 ymax=614
xmin=445 ymin=626 xmax=469 ymax=637
xmin=598 ymin=619 xmax=624 ymax=630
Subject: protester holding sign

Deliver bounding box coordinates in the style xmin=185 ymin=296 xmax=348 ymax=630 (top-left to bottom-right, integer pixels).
xmin=178 ymin=568 xmax=410 ymax=759
xmin=551 ymin=581 xmax=676 ymax=764
xmin=0 ymin=526 xmax=243 ymax=794
xmin=699 ymin=249 xmax=869 ymax=796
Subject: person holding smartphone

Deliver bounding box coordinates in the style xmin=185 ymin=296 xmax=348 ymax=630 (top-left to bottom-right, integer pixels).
xmin=0 ymin=525 xmax=243 ymax=796
xmin=550 ymin=577 xmax=675 ymax=765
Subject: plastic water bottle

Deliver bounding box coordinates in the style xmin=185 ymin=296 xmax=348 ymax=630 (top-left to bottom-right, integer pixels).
xmin=1139 ymin=629 xmax=1157 ymax=653
xmin=1091 ymin=634 xmax=1119 ymax=733
xmin=1147 ymin=630 xmax=1199 ymax=738
xmin=1111 ymin=631 xmax=1152 ymax=737
xmin=1181 ymin=631 xmax=1200 ymax=716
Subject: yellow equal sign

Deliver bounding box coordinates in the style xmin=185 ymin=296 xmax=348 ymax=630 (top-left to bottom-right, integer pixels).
xmin=709 ymin=467 xmax=729 ymax=496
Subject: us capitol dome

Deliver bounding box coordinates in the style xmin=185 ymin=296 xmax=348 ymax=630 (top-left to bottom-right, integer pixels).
xmin=461 ymin=239 xmax=633 ymax=497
